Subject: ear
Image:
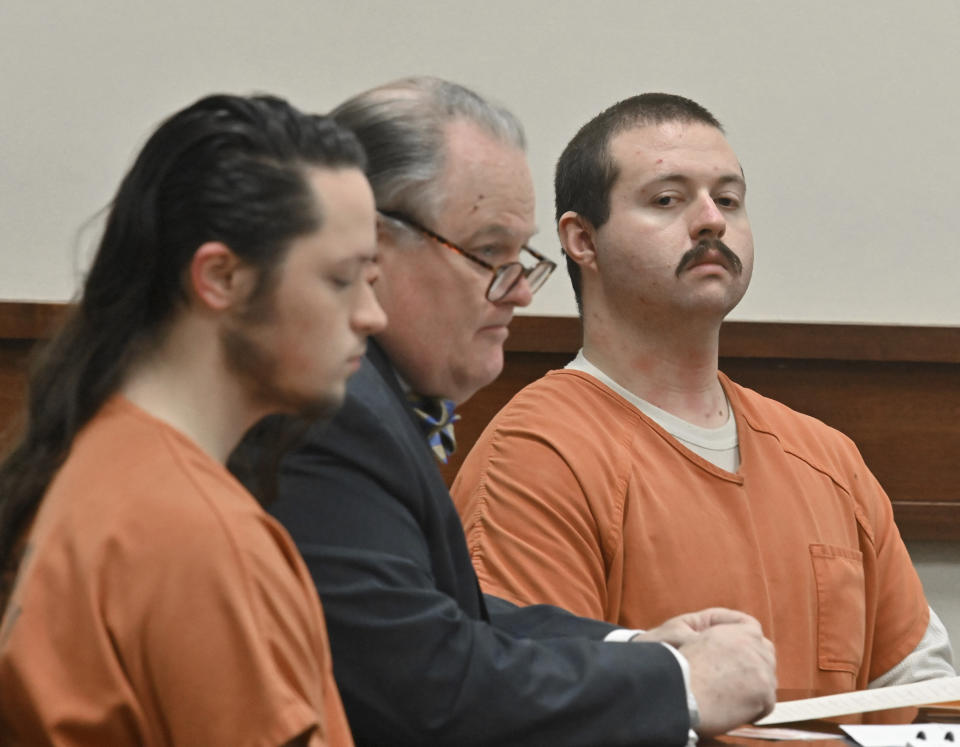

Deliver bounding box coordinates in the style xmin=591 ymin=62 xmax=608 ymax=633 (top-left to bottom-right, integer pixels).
xmin=557 ymin=211 xmax=598 ymax=270
xmin=188 ymin=242 xmax=254 ymax=311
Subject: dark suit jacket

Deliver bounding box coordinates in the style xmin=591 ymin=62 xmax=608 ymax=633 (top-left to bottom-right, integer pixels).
xmin=233 ymin=342 xmax=688 ymax=746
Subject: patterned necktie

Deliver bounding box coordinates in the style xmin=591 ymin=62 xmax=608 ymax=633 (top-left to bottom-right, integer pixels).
xmin=407 ymin=394 xmax=460 ymax=463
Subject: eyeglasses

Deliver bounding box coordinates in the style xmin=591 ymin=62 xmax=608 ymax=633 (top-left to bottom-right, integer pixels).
xmin=378 ymin=209 xmax=556 ymax=302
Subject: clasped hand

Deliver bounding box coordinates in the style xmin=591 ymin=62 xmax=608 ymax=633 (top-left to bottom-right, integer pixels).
xmin=633 ymin=607 xmax=778 ymax=737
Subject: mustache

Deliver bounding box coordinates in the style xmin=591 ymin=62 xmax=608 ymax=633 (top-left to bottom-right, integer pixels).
xmin=675 ymin=238 xmax=743 ymax=277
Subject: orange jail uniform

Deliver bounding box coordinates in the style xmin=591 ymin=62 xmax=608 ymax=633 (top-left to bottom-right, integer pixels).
xmin=0 ymin=397 xmax=353 ymax=746
xmin=453 ymin=370 xmax=930 ymax=694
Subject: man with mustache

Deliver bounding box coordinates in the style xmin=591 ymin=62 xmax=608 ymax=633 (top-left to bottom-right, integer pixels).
xmin=453 ymin=93 xmax=954 ymax=694
xmin=233 ymin=79 xmax=778 ymax=745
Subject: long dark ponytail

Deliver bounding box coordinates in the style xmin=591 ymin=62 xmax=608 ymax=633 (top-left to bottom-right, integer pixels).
xmin=0 ymin=94 xmax=366 ymax=601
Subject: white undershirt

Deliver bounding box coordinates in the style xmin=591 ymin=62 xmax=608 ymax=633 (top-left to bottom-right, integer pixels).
xmin=566 ymin=350 xmax=740 ymax=472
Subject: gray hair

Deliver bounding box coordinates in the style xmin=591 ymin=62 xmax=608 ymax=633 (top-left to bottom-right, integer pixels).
xmin=331 ymin=76 xmax=525 ymax=223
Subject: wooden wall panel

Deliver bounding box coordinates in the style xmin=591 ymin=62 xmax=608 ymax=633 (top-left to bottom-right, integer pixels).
xmin=0 ymin=302 xmax=66 ymax=452
xmin=0 ymin=301 xmax=67 ymax=340
xmin=0 ymin=340 xmax=32 ymax=450
xmin=2 ymin=303 xmax=958 ymax=539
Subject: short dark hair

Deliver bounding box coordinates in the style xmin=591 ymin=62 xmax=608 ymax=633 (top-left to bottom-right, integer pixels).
xmin=554 ymin=93 xmax=723 ymax=314
xmin=0 ymin=94 xmax=366 ymax=597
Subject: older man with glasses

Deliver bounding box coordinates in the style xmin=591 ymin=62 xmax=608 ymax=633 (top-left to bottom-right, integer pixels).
xmin=232 ymin=77 xmax=777 ymax=747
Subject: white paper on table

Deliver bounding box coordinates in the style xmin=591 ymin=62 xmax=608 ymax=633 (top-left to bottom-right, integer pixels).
xmin=756 ymin=676 xmax=960 ymax=725
xmin=841 ymin=723 xmax=958 ymax=746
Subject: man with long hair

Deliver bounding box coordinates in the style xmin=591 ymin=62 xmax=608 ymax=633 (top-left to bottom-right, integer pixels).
xmin=0 ymin=94 xmax=385 ymax=745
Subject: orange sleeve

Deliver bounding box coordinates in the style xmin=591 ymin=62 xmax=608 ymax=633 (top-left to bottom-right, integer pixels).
xmin=852 ymin=459 xmax=930 ymax=682
xmin=453 ymin=378 xmax=625 ymax=622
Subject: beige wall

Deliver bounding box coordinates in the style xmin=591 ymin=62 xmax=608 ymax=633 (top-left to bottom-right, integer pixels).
xmin=909 ymin=542 xmax=960 ymax=666
xmin=2 ymin=0 xmax=959 ymax=324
